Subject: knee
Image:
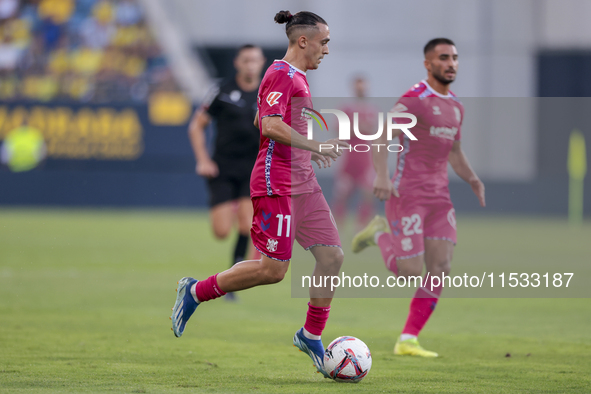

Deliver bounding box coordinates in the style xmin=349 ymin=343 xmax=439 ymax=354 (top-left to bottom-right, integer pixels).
xmin=325 ymin=248 xmax=344 ymax=270
xmin=212 ymin=224 xmax=231 ymax=239
xmin=333 ymin=247 xmax=345 ymax=264
xmin=212 ymin=229 xmax=230 ymax=240
xmin=261 ymin=265 xmax=287 ymax=284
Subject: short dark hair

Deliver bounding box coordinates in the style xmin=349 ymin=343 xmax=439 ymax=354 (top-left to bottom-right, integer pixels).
xmin=352 ymin=74 xmax=366 ymax=83
xmin=424 ymin=38 xmax=456 ymax=56
xmin=274 ymin=10 xmax=327 ymax=42
xmin=236 ymin=44 xmax=259 ymax=58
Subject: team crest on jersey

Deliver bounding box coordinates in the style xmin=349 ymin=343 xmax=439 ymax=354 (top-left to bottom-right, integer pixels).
xmin=401 ymin=237 xmax=413 ymax=252
xmin=266 ymin=92 xmax=282 ymax=107
xmin=229 ymin=90 xmax=241 ymax=102
xmin=266 ymin=238 xmax=278 ymax=252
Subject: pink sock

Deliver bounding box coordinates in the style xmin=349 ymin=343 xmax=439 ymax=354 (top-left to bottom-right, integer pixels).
xmin=304 ymin=302 xmax=331 ymax=336
xmin=193 ymin=273 xmax=226 ymax=302
xmin=401 ymin=277 xmax=443 ymax=336
xmin=377 ymin=233 xmax=398 ymax=275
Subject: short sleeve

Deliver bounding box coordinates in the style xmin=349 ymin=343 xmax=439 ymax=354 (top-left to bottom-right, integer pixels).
xmin=389 ymin=95 xmax=420 ymax=128
xmin=390 ymin=95 xmax=418 ymax=115
xmin=258 ymin=72 xmax=291 ymax=120
xmin=202 ymin=83 xmax=221 ymax=118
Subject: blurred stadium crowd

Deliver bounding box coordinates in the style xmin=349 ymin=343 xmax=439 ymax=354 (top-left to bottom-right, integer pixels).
xmin=0 ymin=0 xmax=181 ymax=103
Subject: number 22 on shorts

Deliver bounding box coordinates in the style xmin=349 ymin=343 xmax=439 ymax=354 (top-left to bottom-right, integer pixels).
xmin=401 ymin=213 xmax=422 ymax=236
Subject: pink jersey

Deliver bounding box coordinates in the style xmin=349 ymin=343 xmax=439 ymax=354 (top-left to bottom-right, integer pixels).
xmin=392 ymin=80 xmax=464 ymax=197
xmin=251 ymin=60 xmax=320 ymax=197
xmin=339 ymin=100 xmax=379 ymax=178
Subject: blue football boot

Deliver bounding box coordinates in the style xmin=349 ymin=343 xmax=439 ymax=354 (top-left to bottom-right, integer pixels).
xmin=293 ymin=328 xmax=330 ymax=378
xmin=171 ymin=277 xmax=199 ymax=337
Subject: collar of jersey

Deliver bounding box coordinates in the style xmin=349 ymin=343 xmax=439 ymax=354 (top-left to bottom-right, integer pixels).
xmin=421 ymin=79 xmax=453 ymax=98
xmin=275 ymin=59 xmax=306 ymax=75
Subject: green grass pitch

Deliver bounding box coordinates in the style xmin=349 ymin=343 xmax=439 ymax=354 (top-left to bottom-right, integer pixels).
xmin=1 ymin=209 xmax=590 ymax=393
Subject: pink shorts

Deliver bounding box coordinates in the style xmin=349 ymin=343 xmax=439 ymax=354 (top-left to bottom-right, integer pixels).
xmin=385 ymin=194 xmax=457 ymax=259
xmin=251 ymin=191 xmax=341 ymax=261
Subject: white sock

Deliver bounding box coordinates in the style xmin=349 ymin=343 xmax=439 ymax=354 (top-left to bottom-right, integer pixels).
xmin=190 ymin=283 xmax=200 ymax=303
xmin=399 ymin=333 xmax=417 ymax=342
xmin=374 ymin=231 xmax=384 ymax=244
xmin=303 ymin=327 xmax=321 ymax=341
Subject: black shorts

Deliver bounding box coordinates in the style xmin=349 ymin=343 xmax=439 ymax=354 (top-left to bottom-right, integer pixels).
xmin=207 ymin=163 xmax=252 ymax=208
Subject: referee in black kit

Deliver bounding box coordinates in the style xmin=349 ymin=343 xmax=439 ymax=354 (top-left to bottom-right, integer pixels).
xmin=189 ymin=45 xmax=265 ymax=299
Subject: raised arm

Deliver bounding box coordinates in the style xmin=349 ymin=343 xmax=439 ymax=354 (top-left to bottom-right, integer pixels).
xmin=188 ymin=109 xmax=218 ymax=178
xmin=448 ymin=140 xmax=485 ymax=207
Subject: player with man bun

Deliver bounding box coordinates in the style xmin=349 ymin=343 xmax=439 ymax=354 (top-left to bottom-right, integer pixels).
xmin=172 ymin=10 xmax=348 ymax=377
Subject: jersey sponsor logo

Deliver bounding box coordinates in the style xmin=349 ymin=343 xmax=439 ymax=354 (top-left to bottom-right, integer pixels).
xmin=432 ymin=106 xmax=442 ymax=115
xmin=266 ymin=238 xmax=278 ymax=252
xmin=430 ymin=126 xmax=458 ymax=140
xmin=266 ymin=92 xmax=283 ymax=107
xmin=401 ymin=237 xmax=413 ymax=252
xmin=454 ymin=106 xmax=462 ymax=123
xmin=447 ymin=208 xmax=457 ymax=230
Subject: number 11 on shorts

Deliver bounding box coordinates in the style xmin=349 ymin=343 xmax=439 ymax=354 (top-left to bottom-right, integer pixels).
xmin=276 ymin=214 xmax=291 ymax=237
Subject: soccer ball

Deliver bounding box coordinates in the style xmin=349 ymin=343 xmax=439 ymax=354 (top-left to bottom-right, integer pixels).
xmin=323 ymin=336 xmax=372 ymax=383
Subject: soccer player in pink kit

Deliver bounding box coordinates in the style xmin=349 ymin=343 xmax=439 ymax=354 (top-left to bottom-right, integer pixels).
xmin=332 ymin=76 xmax=378 ymax=229
xmin=171 ymin=10 xmax=348 ymax=377
xmin=353 ymin=38 xmax=486 ymax=357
